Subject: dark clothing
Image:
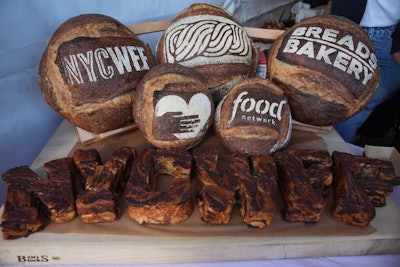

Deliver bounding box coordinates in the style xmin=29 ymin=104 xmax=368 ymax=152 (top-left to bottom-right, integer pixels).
xmin=331 ymin=0 xmax=367 ymax=24
xmin=391 ymin=23 xmax=400 ymax=54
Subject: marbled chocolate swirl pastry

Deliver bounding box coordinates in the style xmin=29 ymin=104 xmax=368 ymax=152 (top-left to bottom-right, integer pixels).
xmin=274 ymin=149 xmax=327 ymax=223
xmin=352 ymin=154 xmax=396 ymax=207
xmin=285 ymin=148 xmax=333 ymax=197
xmin=74 ymin=147 xmax=136 ymax=223
xmin=1 ymin=167 xmax=46 ymax=240
xmin=125 ymin=148 xmax=193 ymax=224
xmin=227 ymin=154 xmax=279 ymax=228
xmin=331 ymin=151 xmax=376 ymax=227
xmin=1 ymin=158 xmax=76 ymax=240
xmin=192 ymin=148 xmax=236 ymax=225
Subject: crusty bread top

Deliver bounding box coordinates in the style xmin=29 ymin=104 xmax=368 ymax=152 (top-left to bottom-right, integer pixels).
xmin=39 ymin=14 xmax=156 ymax=133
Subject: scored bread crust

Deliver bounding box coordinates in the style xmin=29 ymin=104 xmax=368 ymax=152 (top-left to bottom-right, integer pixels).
xmin=156 ymin=3 xmax=257 ymax=103
xmin=268 ymin=15 xmax=379 ymax=126
xmin=215 ymin=78 xmax=292 ymax=155
xmin=133 ymin=63 xmax=214 ymax=149
xmin=39 ymin=14 xmax=155 ymax=133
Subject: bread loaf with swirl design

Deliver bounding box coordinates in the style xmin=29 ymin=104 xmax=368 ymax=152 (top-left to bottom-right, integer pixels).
xmin=156 ymin=3 xmax=257 ymax=103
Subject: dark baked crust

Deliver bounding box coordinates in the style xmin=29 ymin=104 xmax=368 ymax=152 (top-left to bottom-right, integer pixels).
xmin=133 ymin=63 xmax=214 ymax=149
xmin=274 ymin=149 xmax=327 ymax=223
xmin=352 ymin=155 xmax=396 ymax=207
xmin=39 ymin=14 xmax=156 ymax=133
xmin=268 ymin=15 xmax=379 ymax=126
xmin=235 ymin=154 xmax=279 ymax=228
xmin=125 ymin=148 xmax=193 ymax=224
xmin=156 ymin=3 xmax=257 ymax=103
xmin=215 ymin=77 xmax=291 ymax=155
xmin=192 ymin=148 xmax=236 ymax=225
xmin=331 ymin=151 xmax=376 ymax=226
xmin=40 ymin=158 xmax=77 ymax=223
xmin=1 ymin=167 xmax=45 ymax=240
xmin=1 ymin=158 xmax=77 ymax=239
xmin=74 ymin=146 xmax=135 ymax=223
xmin=284 ymin=148 xmax=333 ymax=197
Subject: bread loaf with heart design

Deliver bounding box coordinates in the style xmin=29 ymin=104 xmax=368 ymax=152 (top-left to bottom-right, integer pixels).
xmin=268 ymin=15 xmax=379 ymax=126
xmin=156 ymin=3 xmax=257 ymax=104
xmin=39 ymin=14 xmax=156 ymax=134
xmin=133 ymin=63 xmax=214 ymax=149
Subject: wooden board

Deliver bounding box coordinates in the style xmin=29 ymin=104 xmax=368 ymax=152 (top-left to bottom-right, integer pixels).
xmin=126 ymin=20 xmax=285 ymax=41
xmin=1 ymin=120 xmax=399 ymax=265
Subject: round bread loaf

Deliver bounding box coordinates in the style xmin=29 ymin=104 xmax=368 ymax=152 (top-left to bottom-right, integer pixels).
xmin=215 ymin=77 xmax=292 ymax=155
xmin=156 ymin=3 xmax=257 ymax=104
xmin=268 ymin=15 xmax=379 ymax=126
xmin=39 ymin=14 xmax=156 ymax=134
xmin=133 ymin=63 xmax=214 ymax=149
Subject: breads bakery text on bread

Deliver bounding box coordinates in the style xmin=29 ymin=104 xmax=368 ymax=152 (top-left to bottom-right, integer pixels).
xmin=268 ymin=15 xmax=379 ymax=126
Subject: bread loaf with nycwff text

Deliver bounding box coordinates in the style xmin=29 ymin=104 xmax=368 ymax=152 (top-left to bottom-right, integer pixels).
xmin=39 ymin=14 xmax=156 ymax=134
xmin=133 ymin=63 xmax=214 ymax=149
xmin=215 ymin=78 xmax=292 ymax=155
xmin=156 ymin=3 xmax=257 ymax=103
xmin=268 ymin=15 xmax=379 ymax=126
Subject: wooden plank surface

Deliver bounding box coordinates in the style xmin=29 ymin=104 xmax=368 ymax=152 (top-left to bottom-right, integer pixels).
xmin=127 ymin=20 xmax=284 ymax=41
xmin=1 ymin=120 xmax=399 ymax=265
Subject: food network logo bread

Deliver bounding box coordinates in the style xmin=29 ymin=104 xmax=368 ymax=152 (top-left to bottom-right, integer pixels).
xmin=227 ymin=90 xmax=287 ymax=127
xmin=57 ymin=37 xmax=151 ymax=86
xmin=277 ymin=25 xmax=377 ymax=98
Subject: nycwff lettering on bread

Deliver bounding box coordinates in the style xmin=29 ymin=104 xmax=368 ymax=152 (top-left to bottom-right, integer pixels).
xmin=40 ymin=14 xmax=156 ymax=134
xmin=58 ymin=40 xmax=150 ymax=86
xmin=278 ymin=24 xmax=377 ymax=98
xmin=228 ymin=90 xmax=287 ymax=128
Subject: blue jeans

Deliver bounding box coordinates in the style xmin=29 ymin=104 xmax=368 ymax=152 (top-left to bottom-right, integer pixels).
xmin=335 ymin=25 xmax=400 ymax=142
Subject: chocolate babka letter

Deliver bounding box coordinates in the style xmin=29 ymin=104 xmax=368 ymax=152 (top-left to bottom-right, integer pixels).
xmin=1 ymin=167 xmax=45 ymax=240
xmin=125 ymin=148 xmax=193 ymax=224
xmin=352 ymin=155 xmax=396 ymax=207
xmin=227 ymin=154 xmax=279 ymax=228
xmin=74 ymin=146 xmax=136 ymax=223
xmin=331 ymin=151 xmax=376 ymax=227
xmin=1 ymin=159 xmax=77 ymax=240
xmin=192 ymin=148 xmax=236 ymax=225
xmin=40 ymin=157 xmax=77 ymax=223
xmin=286 ymin=149 xmax=333 ymax=197
xmin=274 ymin=149 xmax=327 ymax=223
